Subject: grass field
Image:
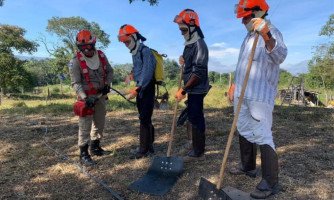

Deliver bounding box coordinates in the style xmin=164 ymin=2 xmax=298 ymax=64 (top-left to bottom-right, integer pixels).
xmin=0 ymin=84 xmax=333 ymax=199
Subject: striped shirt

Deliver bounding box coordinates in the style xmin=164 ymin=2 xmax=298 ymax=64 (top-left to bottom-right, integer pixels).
xmin=234 ymin=21 xmax=288 ymax=105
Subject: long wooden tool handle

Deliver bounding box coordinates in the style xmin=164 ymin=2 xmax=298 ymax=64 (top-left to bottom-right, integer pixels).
xmin=216 ymin=33 xmax=259 ymax=189
xmin=167 ymin=65 xmax=184 ymax=157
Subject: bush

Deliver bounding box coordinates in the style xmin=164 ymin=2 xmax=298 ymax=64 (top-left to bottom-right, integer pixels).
xmin=12 ymin=101 xmax=27 ymax=107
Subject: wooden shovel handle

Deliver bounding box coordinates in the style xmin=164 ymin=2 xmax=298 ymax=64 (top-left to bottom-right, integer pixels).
xmin=167 ymin=65 xmax=184 ymax=157
xmin=217 ymin=33 xmax=260 ymax=189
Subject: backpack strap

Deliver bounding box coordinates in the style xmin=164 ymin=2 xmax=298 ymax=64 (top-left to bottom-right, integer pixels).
xmin=97 ymin=50 xmax=107 ymax=84
xmin=76 ymin=51 xmax=108 ymax=96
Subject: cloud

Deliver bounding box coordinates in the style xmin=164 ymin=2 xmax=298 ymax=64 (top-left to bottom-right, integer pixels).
xmin=207 ymin=42 xmax=239 ymax=72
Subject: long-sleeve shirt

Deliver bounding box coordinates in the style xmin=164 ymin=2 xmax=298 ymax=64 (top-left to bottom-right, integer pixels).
xmin=183 ymin=38 xmax=210 ymax=94
xmin=132 ymin=43 xmax=156 ymax=94
xmin=234 ymin=22 xmax=288 ymax=105
xmin=69 ymin=50 xmax=113 ymax=99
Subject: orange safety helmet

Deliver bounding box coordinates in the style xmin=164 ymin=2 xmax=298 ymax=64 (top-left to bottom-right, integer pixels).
xmin=118 ymin=24 xmax=139 ymax=42
xmin=76 ymin=29 xmax=96 ymax=45
xmin=174 ymin=9 xmax=200 ymax=27
xmin=235 ymin=0 xmax=269 ymax=18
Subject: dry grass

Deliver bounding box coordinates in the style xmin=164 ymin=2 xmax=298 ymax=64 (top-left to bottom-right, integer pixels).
xmin=0 ymin=89 xmax=333 ymax=199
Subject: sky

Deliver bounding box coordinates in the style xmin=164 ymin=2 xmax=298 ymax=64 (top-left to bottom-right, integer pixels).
xmin=1 ymin=0 xmax=333 ymax=74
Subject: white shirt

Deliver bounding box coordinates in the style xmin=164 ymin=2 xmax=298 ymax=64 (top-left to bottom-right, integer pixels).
xmin=234 ymin=22 xmax=288 ymax=105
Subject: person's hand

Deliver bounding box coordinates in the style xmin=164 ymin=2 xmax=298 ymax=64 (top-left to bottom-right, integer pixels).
xmin=251 ymin=18 xmax=271 ymax=41
xmin=126 ymin=87 xmax=138 ymax=100
xmin=101 ymin=85 xmax=111 ymax=95
xmin=175 ymin=88 xmax=186 ymax=102
xmin=227 ymin=84 xmax=235 ymax=104
xmin=179 ymin=56 xmax=185 ymax=66
xmin=85 ymin=96 xmax=98 ymax=108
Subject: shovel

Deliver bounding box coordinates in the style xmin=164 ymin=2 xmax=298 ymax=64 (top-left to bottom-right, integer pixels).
xmin=198 ymin=33 xmax=260 ymax=200
xmin=128 ymin=65 xmax=185 ymax=196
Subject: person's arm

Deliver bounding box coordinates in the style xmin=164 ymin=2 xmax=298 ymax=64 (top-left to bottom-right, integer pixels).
xmin=69 ymin=58 xmax=87 ymax=99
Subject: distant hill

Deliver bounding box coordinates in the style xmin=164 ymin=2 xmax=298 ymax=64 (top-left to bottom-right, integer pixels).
xmin=281 ymin=60 xmax=309 ymax=75
xmin=15 ymin=55 xmax=47 ymax=61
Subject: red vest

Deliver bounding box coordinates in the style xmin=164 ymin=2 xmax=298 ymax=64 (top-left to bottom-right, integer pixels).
xmin=76 ymin=50 xmax=107 ymax=96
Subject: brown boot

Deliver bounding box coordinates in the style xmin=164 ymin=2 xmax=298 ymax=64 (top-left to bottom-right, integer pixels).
xmin=131 ymin=124 xmax=150 ymax=159
xmin=191 ymin=125 xmax=205 ymax=156
xmin=148 ymin=124 xmax=155 ymax=153
xmin=229 ymin=135 xmax=258 ymax=178
xmin=250 ymin=145 xmax=281 ymax=199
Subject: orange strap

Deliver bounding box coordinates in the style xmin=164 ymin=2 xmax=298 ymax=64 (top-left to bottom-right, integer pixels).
xmin=77 ymin=50 xmax=107 ymax=95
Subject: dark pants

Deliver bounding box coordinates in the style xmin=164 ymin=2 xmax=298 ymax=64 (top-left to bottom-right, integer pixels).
xmin=187 ymin=93 xmax=206 ymax=155
xmin=136 ymin=81 xmax=155 ymax=127
xmin=187 ymin=93 xmax=206 ymax=132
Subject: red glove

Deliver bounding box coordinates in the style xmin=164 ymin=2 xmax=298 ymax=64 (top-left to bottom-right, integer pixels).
xmin=175 ymin=88 xmax=186 ymax=102
xmin=227 ymin=84 xmax=235 ymax=103
xmin=251 ymin=18 xmax=271 ymax=41
xmin=126 ymin=87 xmax=139 ymax=100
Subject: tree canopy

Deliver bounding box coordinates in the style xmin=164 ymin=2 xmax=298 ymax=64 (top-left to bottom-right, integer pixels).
xmin=46 ymin=16 xmax=110 ymax=54
xmin=0 ymin=25 xmax=38 ymax=92
xmin=129 ymin=0 xmax=158 ymax=5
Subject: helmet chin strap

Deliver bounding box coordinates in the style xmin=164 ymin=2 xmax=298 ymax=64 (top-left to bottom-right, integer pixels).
xmin=186 ymin=25 xmax=196 ymax=41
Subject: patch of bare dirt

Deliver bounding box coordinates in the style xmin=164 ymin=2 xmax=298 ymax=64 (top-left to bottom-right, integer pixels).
xmin=0 ymin=106 xmax=333 ymax=199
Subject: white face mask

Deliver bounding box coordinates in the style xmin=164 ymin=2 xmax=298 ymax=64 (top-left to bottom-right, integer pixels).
xmin=245 ymin=20 xmax=253 ymax=32
xmin=127 ymin=36 xmax=136 ymax=51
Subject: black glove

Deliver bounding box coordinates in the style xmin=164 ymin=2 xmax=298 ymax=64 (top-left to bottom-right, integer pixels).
xmin=85 ymin=96 xmax=98 ymax=108
xmin=101 ymin=85 xmax=111 ymax=95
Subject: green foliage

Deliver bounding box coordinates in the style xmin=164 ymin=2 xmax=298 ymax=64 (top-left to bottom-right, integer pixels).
xmin=129 ymin=0 xmax=159 ymax=5
xmin=0 ymin=25 xmax=38 ymax=54
xmin=164 ymin=59 xmax=179 ymax=81
xmin=0 ymin=25 xmax=38 ymax=92
xmin=46 ymin=16 xmax=110 ymax=54
xmin=306 ymin=14 xmax=334 ymax=90
xmin=278 ymin=69 xmax=293 ymax=89
xmin=12 ymin=101 xmax=27 ymax=108
xmin=112 ymin=63 xmax=132 ymax=85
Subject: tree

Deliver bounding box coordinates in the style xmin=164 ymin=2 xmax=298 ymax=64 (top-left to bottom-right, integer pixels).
xmin=278 ymin=69 xmax=293 ymax=89
xmin=0 ymin=25 xmax=38 ymax=94
xmin=306 ymin=14 xmax=334 ymax=104
xmin=129 ymin=0 xmax=159 ymax=5
xmin=46 ymin=16 xmax=110 ymax=55
xmin=0 ymin=0 xmax=4 ymax=7
xmin=163 ymin=59 xmax=179 ymax=81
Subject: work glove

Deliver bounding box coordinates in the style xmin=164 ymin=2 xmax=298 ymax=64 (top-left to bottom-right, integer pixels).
xmin=179 ymin=56 xmax=185 ymax=66
xmin=251 ymin=18 xmax=271 ymax=42
xmin=175 ymin=88 xmax=186 ymax=102
xmin=101 ymin=85 xmax=111 ymax=95
xmin=85 ymin=96 xmax=98 ymax=108
xmin=126 ymin=87 xmax=139 ymax=100
xmin=227 ymin=84 xmax=235 ymax=104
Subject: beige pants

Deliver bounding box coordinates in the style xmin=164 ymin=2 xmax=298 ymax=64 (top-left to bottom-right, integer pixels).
xmin=78 ymin=95 xmax=107 ymax=146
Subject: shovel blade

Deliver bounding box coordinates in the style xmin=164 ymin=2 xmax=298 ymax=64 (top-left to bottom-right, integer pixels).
xmin=128 ymin=156 xmax=183 ymax=196
xmin=198 ymin=177 xmax=251 ymax=200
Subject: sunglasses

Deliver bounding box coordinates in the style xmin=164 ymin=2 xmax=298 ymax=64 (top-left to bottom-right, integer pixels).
xmin=179 ymin=27 xmax=188 ymax=35
xmin=78 ymin=44 xmax=94 ymax=51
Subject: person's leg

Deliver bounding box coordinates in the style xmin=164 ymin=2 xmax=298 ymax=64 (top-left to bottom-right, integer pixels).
xmin=133 ymin=81 xmax=155 ymax=159
xmin=246 ymin=102 xmax=280 ymax=199
xmin=187 ymin=93 xmax=205 ymax=157
xmin=78 ymin=116 xmax=95 ymax=165
xmin=90 ymin=96 xmax=107 ymax=156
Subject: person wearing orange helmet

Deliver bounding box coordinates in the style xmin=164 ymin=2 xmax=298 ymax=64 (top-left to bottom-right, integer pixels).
xmin=230 ymin=0 xmax=288 ymax=198
xmin=118 ymin=24 xmax=156 ymax=159
xmin=69 ymin=29 xmax=113 ymax=165
xmin=173 ymin=9 xmax=210 ymax=161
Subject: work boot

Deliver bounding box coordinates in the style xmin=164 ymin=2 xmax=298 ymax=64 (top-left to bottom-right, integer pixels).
xmin=79 ymin=144 xmax=95 ymax=166
xmin=148 ymin=124 xmax=155 ymax=154
xmin=251 ymin=144 xmax=281 ymax=199
xmin=183 ymin=125 xmax=205 ymax=162
xmin=90 ymin=139 xmax=105 ymax=156
xmin=132 ymin=124 xmax=150 ymax=159
xmin=229 ymin=135 xmax=258 ymax=178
